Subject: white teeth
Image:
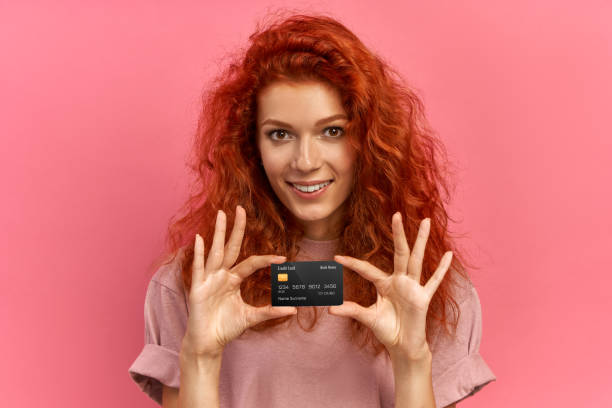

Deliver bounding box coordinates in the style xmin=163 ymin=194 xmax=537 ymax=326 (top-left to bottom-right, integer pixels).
xmin=292 ymin=180 xmax=331 ymax=193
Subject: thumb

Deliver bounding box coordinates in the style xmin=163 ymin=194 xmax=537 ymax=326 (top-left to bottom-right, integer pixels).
xmin=248 ymin=305 xmax=297 ymax=327
xmin=328 ymin=301 xmax=374 ymax=328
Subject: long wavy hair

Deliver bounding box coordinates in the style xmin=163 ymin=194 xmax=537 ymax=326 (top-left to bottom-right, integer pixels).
xmin=155 ymin=10 xmax=477 ymax=357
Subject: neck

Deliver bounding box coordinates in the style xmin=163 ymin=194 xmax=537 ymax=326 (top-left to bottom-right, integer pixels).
xmin=295 ymin=203 xmax=347 ymax=241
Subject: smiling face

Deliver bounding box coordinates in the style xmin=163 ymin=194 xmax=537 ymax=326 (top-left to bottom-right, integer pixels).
xmin=256 ymin=80 xmax=356 ymax=240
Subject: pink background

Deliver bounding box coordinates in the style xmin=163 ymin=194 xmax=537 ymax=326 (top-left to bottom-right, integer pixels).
xmin=2 ymin=1 xmax=611 ymax=407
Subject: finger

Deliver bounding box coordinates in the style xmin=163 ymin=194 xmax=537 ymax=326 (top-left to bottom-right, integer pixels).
xmin=223 ymin=205 xmax=246 ymax=269
xmin=392 ymin=212 xmax=410 ymax=277
xmin=424 ymin=251 xmax=453 ymax=298
xmin=246 ymin=304 xmax=297 ymax=327
xmin=206 ymin=210 xmax=227 ymax=272
xmin=408 ymin=218 xmax=430 ymax=283
xmin=192 ymin=234 xmax=205 ymax=284
xmin=328 ymin=301 xmax=376 ymax=329
xmin=333 ymin=255 xmax=387 ymax=286
xmin=231 ymin=254 xmax=287 ymax=281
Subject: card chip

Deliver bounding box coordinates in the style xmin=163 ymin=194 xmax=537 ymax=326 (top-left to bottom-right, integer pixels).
xmin=277 ymin=273 xmax=288 ymax=282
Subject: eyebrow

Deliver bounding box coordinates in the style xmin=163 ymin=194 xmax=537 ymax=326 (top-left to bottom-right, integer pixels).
xmin=259 ymin=114 xmax=348 ymax=128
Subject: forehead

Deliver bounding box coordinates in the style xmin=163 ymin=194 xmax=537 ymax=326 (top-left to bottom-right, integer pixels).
xmin=256 ymin=81 xmax=345 ymax=124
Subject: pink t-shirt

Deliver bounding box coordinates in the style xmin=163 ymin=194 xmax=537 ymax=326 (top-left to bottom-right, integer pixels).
xmin=128 ymin=237 xmax=496 ymax=407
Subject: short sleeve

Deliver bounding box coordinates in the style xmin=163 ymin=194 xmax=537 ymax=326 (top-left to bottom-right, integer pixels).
xmin=430 ymin=282 xmax=496 ymax=407
xmin=128 ymin=261 xmax=189 ymax=405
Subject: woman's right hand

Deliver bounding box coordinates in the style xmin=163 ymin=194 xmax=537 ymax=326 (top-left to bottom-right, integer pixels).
xmin=181 ymin=205 xmax=297 ymax=358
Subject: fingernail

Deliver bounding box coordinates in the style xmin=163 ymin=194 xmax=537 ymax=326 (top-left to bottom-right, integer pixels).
xmin=273 ymin=256 xmax=286 ymax=262
xmin=335 ymin=255 xmax=344 ymax=261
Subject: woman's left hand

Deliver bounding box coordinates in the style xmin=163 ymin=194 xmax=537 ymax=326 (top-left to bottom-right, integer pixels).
xmin=329 ymin=213 xmax=453 ymax=361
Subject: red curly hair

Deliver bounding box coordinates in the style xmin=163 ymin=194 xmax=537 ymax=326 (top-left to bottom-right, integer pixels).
xmin=156 ymin=10 xmax=476 ymax=357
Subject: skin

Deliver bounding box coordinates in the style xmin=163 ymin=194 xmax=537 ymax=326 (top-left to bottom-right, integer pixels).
xmin=256 ymin=80 xmax=455 ymax=407
xmin=330 ymin=214 xmax=454 ymax=408
xmin=256 ymin=80 xmax=356 ymax=241
xmin=165 ymin=80 xmax=457 ymax=408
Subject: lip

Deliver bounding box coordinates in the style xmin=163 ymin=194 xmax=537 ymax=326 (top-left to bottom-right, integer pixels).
xmin=286 ymin=179 xmax=333 ymax=186
xmin=286 ymin=180 xmax=333 ymax=199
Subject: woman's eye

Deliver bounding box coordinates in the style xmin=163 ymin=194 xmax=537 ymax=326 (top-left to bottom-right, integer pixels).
xmin=266 ymin=126 xmax=344 ymax=140
xmin=324 ymin=126 xmax=344 ymax=138
xmin=267 ymin=129 xmax=292 ymax=140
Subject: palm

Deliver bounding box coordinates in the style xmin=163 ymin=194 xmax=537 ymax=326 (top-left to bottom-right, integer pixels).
xmin=369 ymin=273 xmax=432 ymax=351
xmin=183 ymin=207 xmax=297 ymax=356
xmin=330 ymin=214 xmax=453 ymax=358
xmin=188 ymin=269 xmax=247 ymax=348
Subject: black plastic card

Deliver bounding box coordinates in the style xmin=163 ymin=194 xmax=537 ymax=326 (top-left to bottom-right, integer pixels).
xmin=271 ymin=260 xmax=343 ymax=306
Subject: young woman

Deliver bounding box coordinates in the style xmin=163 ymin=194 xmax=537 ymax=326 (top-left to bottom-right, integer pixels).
xmin=129 ymin=12 xmax=496 ymax=408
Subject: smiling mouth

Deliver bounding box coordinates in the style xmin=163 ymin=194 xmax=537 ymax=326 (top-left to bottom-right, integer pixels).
xmin=286 ymin=179 xmax=333 ymax=193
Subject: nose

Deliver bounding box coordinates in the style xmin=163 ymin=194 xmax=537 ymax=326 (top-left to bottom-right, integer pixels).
xmin=292 ymin=134 xmax=321 ymax=172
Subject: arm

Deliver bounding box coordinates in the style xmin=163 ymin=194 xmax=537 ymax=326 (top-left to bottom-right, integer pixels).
xmin=162 ymin=385 xmax=178 ymax=408
xmin=166 ymin=215 xmax=294 ymax=407
xmin=159 ymin=343 xmax=222 ymax=408
xmin=390 ymin=346 xmax=459 ymax=408
xmin=390 ymin=346 xmax=435 ymax=408
xmin=176 ymin=340 xmax=222 ymax=408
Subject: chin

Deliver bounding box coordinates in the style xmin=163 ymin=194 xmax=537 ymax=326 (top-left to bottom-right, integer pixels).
xmin=288 ymin=206 xmax=331 ymax=222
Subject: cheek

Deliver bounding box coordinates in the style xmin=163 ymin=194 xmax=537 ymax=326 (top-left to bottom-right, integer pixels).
xmin=257 ymin=139 xmax=273 ymax=166
xmin=261 ymin=149 xmax=287 ymax=176
xmin=330 ymin=144 xmax=356 ymax=175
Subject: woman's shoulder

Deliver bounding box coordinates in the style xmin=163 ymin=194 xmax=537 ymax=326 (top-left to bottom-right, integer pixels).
xmin=150 ymin=246 xmax=188 ymax=295
xmin=430 ymin=269 xmax=482 ymax=344
xmin=447 ymin=266 xmax=477 ymax=306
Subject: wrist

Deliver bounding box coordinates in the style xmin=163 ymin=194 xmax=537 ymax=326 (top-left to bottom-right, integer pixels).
xmin=180 ymin=336 xmax=224 ymax=361
xmin=388 ymin=343 xmax=432 ymax=367
xmin=390 ymin=345 xmax=435 ymax=408
xmin=180 ymin=344 xmax=223 ymax=376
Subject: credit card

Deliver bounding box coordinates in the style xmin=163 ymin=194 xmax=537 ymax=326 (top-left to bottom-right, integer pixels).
xmin=271 ymin=260 xmax=343 ymax=306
